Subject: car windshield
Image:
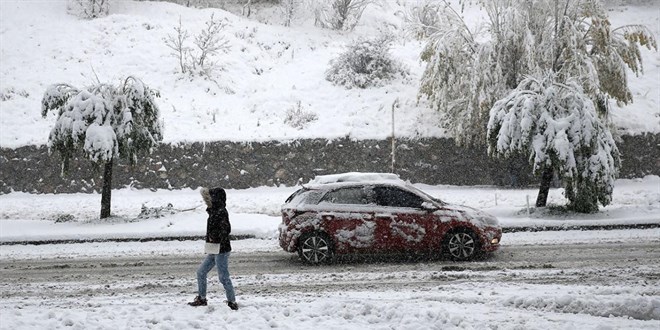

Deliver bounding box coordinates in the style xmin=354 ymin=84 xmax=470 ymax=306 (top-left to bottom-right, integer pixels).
xmin=404 ymin=185 xmax=446 ymax=206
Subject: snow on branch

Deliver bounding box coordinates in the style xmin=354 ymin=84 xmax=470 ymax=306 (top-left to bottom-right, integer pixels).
xmin=41 ymin=84 xmax=80 ymax=117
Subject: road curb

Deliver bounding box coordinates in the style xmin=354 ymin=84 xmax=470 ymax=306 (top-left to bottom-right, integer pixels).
xmin=0 ymin=234 xmax=255 ymax=246
xmin=1 ymin=223 xmax=658 ymax=246
xmin=502 ymin=223 xmax=660 ymax=233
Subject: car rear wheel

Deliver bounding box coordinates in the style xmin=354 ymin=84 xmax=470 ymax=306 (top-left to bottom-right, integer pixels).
xmin=444 ymin=229 xmax=478 ymax=261
xmin=298 ymin=232 xmax=334 ymax=265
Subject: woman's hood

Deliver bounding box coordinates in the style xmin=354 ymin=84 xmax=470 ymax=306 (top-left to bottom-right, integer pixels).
xmin=201 ymin=187 xmax=226 ymax=208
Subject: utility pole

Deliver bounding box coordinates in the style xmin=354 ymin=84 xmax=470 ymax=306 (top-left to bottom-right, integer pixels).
xmin=391 ymin=98 xmax=399 ymax=174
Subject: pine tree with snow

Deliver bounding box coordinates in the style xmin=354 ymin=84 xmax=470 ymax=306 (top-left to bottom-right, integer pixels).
xmin=41 ymin=77 xmax=163 ymax=219
xmin=408 ymin=0 xmax=656 ymax=211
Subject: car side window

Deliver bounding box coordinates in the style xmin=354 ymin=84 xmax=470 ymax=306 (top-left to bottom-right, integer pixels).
xmin=374 ymin=186 xmax=424 ymax=208
xmin=321 ymin=186 xmax=373 ymax=205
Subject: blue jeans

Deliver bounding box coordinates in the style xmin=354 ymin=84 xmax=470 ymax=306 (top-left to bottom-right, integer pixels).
xmin=196 ymin=252 xmax=236 ymax=302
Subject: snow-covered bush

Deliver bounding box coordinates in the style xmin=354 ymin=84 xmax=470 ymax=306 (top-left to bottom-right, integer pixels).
xmin=41 ymin=77 xmax=163 ymax=218
xmin=284 ymin=101 xmax=318 ymax=129
xmin=312 ymin=0 xmax=377 ymax=31
xmin=137 ymin=203 xmax=177 ymax=220
xmin=67 ymin=0 xmax=110 ymax=19
xmin=165 ymin=14 xmax=230 ymax=77
xmin=326 ymin=35 xmax=407 ymax=89
xmin=54 ymin=213 xmax=76 ymax=223
xmin=0 ymin=87 xmax=29 ymax=101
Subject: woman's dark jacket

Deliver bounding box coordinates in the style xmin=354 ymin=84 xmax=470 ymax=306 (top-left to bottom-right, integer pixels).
xmin=206 ymin=187 xmax=232 ymax=253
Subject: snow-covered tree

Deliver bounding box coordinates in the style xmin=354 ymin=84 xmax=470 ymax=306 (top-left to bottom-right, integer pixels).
xmin=312 ymin=0 xmax=377 ymax=31
xmin=67 ymin=0 xmax=110 ymax=19
xmin=408 ymin=0 xmax=656 ymax=211
xmin=165 ymin=14 xmax=230 ymax=77
xmin=326 ymin=35 xmax=407 ymax=89
xmin=403 ymin=0 xmax=444 ymax=40
xmin=488 ymin=73 xmax=619 ymax=212
xmin=41 ymin=77 xmax=163 ymax=219
xmin=409 ymin=0 xmax=503 ymax=146
xmin=280 ymin=0 xmax=303 ymax=27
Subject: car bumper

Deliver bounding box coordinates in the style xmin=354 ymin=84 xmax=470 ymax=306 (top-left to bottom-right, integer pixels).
xmin=480 ymin=226 xmax=502 ymax=252
xmin=278 ymin=223 xmax=298 ymax=252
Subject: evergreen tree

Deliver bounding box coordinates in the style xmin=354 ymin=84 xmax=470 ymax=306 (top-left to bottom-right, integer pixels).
xmin=408 ymin=0 xmax=656 ymax=211
xmin=41 ymin=77 xmax=163 ymax=218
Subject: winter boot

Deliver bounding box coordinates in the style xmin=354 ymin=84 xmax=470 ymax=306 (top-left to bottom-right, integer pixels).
xmin=227 ymin=301 xmax=238 ymax=310
xmin=188 ymin=296 xmax=207 ymax=307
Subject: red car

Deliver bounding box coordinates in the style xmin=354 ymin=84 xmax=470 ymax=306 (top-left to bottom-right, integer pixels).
xmin=278 ymin=173 xmax=502 ymax=264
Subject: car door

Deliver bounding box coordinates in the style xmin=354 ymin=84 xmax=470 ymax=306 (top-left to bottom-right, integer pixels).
xmin=373 ymin=185 xmax=435 ymax=253
xmin=317 ymin=185 xmax=386 ymax=253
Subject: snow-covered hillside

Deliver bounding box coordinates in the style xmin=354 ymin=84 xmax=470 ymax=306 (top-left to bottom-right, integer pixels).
xmin=0 ymin=0 xmax=658 ymax=148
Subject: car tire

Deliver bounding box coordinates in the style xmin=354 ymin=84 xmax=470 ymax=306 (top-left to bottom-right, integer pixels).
xmin=297 ymin=232 xmax=334 ymax=265
xmin=443 ymin=229 xmax=479 ymax=261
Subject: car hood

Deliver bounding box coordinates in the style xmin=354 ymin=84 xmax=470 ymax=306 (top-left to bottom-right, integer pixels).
xmin=437 ymin=204 xmax=500 ymax=228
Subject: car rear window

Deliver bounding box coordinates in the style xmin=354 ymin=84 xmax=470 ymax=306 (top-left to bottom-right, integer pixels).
xmin=284 ymin=188 xmax=324 ymax=207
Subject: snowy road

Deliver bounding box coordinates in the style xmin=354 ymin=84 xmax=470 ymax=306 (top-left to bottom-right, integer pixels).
xmin=1 ymin=237 xmax=659 ymax=329
xmin=2 ymin=241 xmax=659 ymax=296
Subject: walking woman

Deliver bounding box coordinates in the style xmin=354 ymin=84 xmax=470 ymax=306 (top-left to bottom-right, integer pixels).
xmin=188 ymin=187 xmax=238 ymax=310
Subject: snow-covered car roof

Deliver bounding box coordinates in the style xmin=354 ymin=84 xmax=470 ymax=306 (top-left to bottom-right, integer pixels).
xmin=307 ymin=172 xmax=403 ymax=185
xmin=302 ymin=172 xmax=410 ymax=191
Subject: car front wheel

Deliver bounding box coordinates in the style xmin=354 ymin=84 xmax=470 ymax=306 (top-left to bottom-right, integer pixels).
xmin=297 ymin=232 xmax=334 ymax=265
xmin=444 ymin=229 xmax=478 ymax=261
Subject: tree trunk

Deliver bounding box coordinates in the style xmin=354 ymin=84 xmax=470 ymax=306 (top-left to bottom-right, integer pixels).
xmin=100 ymin=159 xmax=113 ymax=219
xmin=535 ymin=166 xmax=554 ymax=207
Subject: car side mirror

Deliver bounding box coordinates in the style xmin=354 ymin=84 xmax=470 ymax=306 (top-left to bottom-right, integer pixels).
xmin=421 ymin=202 xmax=437 ymax=212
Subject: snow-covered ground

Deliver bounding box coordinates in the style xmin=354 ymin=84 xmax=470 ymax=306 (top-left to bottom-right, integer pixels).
xmin=1 ymin=1 xmax=659 ymax=329
xmin=2 ymin=176 xmax=657 ymax=329
xmin=0 ymin=0 xmax=658 ymax=148
xmin=0 ymin=174 xmax=658 ymax=330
